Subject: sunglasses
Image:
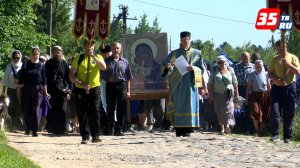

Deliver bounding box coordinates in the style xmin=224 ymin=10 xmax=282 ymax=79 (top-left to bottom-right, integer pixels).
xmin=217 ymin=61 xmax=225 ymax=64
xmin=13 ymin=57 xmax=20 ymax=60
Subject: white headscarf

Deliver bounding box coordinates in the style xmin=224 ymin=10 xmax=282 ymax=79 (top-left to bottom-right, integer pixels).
xmin=11 ymin=50 xmax=23 ymax=69
xmin=216 ymin=55 xmax=228 ymax=66
xmin=254 ymin=60 xmax=267 ymax=90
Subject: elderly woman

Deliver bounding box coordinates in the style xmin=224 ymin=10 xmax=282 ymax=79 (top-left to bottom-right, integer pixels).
xmin=18 ymin=47 xmax=50 ymax=137
xmin=208 ymin=55 xmax=238 ymax=134
xmin=1 ymin=50 xmax=23 ymax=130
xmin=246 ymin=60 xmax=271 ymax=136
xmin=45 ymin=46 xmax=72 ymax=135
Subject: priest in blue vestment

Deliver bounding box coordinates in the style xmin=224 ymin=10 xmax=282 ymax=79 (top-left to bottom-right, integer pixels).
xmin=162 ymin=31 xmax=206 ymax=137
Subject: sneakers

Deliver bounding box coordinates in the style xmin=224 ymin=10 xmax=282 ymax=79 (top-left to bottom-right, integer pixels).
xmin=224 ymin=126 xmax=231 ymax=134
xmin=182 ymin=133 xmax=191 ymax=137
xmin=147 ymin=118 xmax=156 ymax=132
xmin=284 ymin=139 xmax=291 ymax=144
xmin=82 ymin=137 xmax=102 ymax=144
xmin=129 ymin=124 xmax=135 ymax=133
xmin=147 ymin=124 xmax=153 ymax=132
xmin=114 ymin=132 xmax=124 ymax=136
xmin=91 ymin=137 xmax=101 ymax=143
xmin=81 ymin=139 xmax=89 ymax=144
xmin=66 ymin=123 xmax=73 ymax=133
xmin=272 ymin=135 xmax=280 ymax=142
xmin=24 ymin=130 xmax=30 ymax=135
xmin=32 ymin=132 xmax=38 ymax=137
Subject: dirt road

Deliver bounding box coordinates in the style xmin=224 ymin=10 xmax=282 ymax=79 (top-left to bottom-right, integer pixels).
xmin=6 ymin=130 xmax=300 ymax=168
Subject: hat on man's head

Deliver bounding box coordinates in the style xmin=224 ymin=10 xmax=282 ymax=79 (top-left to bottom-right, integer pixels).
xmin=100 ymin=45 xmax=111 ymax=53
xmin=180 ymin=31 xmax=191 ymax=38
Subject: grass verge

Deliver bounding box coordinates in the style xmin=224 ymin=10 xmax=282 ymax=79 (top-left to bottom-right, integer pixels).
xmin=292 ymin=110 xmax=300 ymax=141
xmin=0 ymin=131 xmax=39 ymax=168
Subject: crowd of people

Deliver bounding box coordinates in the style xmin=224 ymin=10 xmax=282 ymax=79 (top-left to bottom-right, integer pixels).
xmin=1 ymin=31 xmax=300 ymax=144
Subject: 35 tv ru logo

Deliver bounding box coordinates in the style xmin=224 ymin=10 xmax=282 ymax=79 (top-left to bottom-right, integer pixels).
xmin=255 ymin=8 xmax=293 ymax=30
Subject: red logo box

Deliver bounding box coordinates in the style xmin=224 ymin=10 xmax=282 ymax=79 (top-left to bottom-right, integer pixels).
xmin=255 ymin=8 xmax=280 ymax=30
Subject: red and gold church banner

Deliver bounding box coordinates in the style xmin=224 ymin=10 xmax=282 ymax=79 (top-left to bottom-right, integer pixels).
xmin=99 ymin=0 xmax=111 ymax=41
xmin=267 ymin=0 xmax=278 ymax=8
xmin=292 ymin=0 xmax=300 ymax=31
xmin=74 ymin=0 xmax=86 ymax=38
xmin=278 ymin=1 xmax=290 ymax=15
xmin=74 ymin=0 xmax=111 ymax=41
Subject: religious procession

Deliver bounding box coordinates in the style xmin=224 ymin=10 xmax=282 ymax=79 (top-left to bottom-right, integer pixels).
xmin=1 ymin=0 xmax=300 ymax=147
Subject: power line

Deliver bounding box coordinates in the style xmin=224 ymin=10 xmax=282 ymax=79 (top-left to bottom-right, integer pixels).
xmin=133 ymin=0 xmax=254 ymax=25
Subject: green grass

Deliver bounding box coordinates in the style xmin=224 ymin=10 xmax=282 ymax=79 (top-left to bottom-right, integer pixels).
xmin=276 ymin=109 xmax=300 ymax=142
xmin=0 ymin=83 xmax=39 ymax=167
xmin=292 ymin=110 xmax=300 ymax=141
xmin=0 ymin=132 xmax=40 ymax=168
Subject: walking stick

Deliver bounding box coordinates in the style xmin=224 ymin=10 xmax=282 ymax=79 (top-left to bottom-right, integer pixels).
xmin=281 ymin=30 xmax=290 ymax=81
xmin=85 ymin=42 xmax=91 ymax=94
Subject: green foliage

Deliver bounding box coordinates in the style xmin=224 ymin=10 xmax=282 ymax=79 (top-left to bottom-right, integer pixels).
xmin=0 ymin=71 xmax=4 ymax=81
xmin=190 ymin=39 xmax=279 ymax=65
xmin=107 ymin=21 xmax=124 ymax=44
xmin=0 ymin=0 xmax=53 ymax=70
xmin=134 ymin=14 xmax=151 ymax=34
xmin=191 ymin=39 xmax=217 ymax=62
xmin=151 ymin=17 xmax=161 ymax=33
xmin=34 ymin=0 xmax=75 ymax=57
xmin=134 ymin=14 xmax=161 ymax=34
xmin=0 ymin=132 xmax=39 ymax=168
xmin=293 ymin=111 xmax=300 ymax=141
xmin=287 ymin=30 xmax=300 ymax=59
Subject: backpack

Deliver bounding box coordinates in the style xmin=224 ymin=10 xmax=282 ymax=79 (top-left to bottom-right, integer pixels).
xmin=75 ymin=54 xmax=85 ymax=76
xmin=76 ymin=54 xmax=85 ymax=72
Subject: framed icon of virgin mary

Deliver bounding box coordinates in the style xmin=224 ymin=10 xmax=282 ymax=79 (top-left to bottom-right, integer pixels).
xmin=123 ymin=33 xmax=168 ymax=98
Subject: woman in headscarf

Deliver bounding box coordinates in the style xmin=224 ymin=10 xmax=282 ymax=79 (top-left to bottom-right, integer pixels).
xmin=1 ymin=50 xmax=23 ymax=130
xmin=18 ymin=46 xmax=50 ymax=137
xmin=246 ymin=60 xmax=271 ymax=136
xmin=208 ymin=55 xmax=238 ymax=134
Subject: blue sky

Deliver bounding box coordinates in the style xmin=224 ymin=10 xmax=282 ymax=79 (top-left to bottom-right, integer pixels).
xmin=110 ymin=0 xmax=280 ymax=50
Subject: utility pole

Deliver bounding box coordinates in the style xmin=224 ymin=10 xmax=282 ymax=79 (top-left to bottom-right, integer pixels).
xmin=118 ymin=5 xmax=137 ymax=35
xmin=47 ymin=0 xmax=52 ymax=57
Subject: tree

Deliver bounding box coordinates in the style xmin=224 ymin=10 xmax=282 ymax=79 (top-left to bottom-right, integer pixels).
xmin=134 ymin=14 xmax=151 ymax=34
xmin=216 ymin=42 xmax=235 ymax=61
xmin=134 ymin=14 xmax=161 ymax=34
xmin=0 ymin=0 xmax=52 ymax=73
xmin=191 ymin=40 xmax=203 ymax=50
xmin=202 ymin=40 xmax=217 ymax=62
xmin=287 ymin=29 xmax=300 ymax=59
xmin=191 ymin=39 xmax=216 ymax=62
xmin=151 ymin=17 xmax=161 ymax=33
xmin=34 ymin=0 xmax=75 ymax=56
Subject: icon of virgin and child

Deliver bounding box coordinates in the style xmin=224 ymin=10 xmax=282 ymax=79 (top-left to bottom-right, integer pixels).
xmin=131 ymin=38 xmax=167 ymax=91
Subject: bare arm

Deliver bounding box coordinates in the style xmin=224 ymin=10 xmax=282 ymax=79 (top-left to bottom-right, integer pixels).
xmin=92 ymin=55 xmax=106 ymax=70
xmin=267 ymin=78 xmax=271 ymax=91
xmin=69 ymin=67 xmax=82 ymax=86
xmin=282 ymin=58 xmax=300 ymax=75
xmin=42 ymin=85 xmax=51 ymax=99
xmin=126 ymin=80 xmax=131 ymax=99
